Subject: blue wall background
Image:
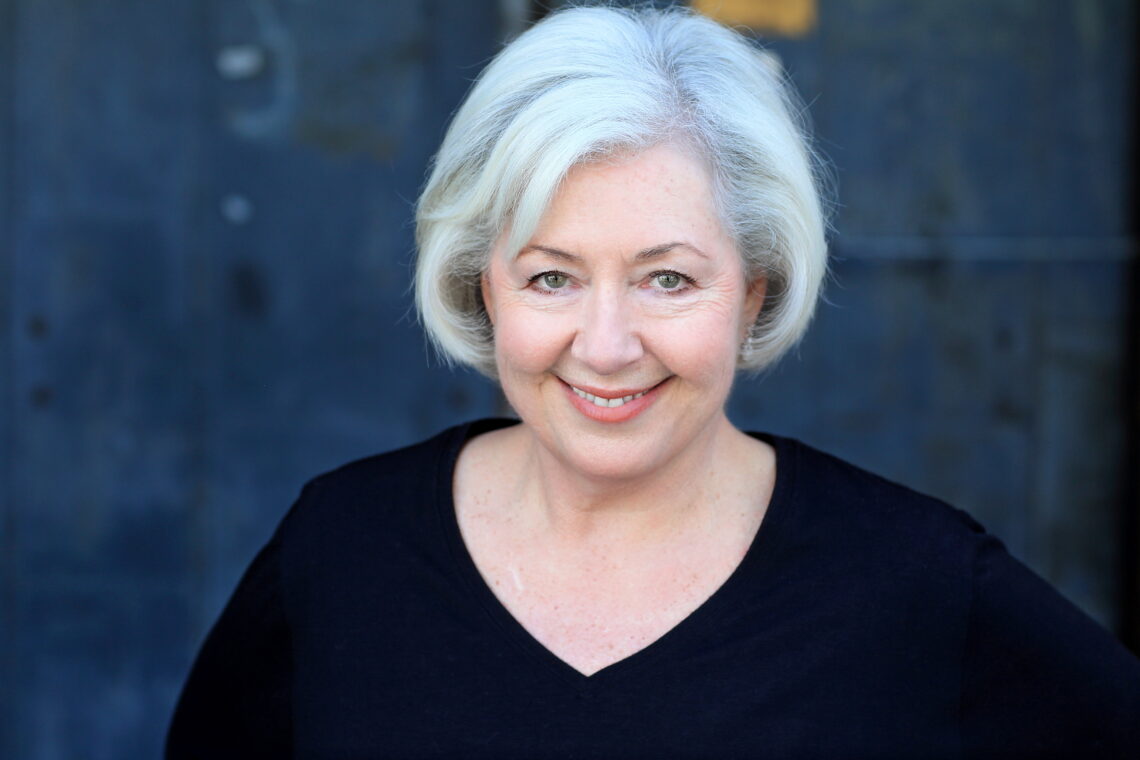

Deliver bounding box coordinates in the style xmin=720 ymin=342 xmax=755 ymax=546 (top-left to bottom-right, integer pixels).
xmin=0 ymin=1 xmax=1135 ymax=757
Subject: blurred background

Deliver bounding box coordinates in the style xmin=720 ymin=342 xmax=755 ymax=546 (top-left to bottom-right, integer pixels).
xmin=0 ymin=0 xmax=1136 ymax=757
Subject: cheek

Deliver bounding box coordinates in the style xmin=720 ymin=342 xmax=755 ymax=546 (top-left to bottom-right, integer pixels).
xmin=648 ymin=308 xmax=742 ymax=381
xmin=493 ymin=305 xmax=570 ymax=374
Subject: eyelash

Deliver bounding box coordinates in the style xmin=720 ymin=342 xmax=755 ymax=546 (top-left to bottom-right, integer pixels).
xmin=525 ymin=269 xmax=697 ymax=295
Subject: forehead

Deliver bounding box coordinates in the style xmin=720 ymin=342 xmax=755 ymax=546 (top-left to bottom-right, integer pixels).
xmin=522 ymin=143 xmax=732 ymax=259
xmin=560 ymin=142 xmax=714 ymax=205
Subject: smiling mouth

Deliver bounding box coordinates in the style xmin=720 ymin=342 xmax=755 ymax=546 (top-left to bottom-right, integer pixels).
xmin=566 ymin=381 xmax=664 ymax=409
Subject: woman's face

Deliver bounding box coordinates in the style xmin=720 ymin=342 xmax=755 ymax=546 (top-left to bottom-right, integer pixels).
xmin=482 ymin=142 xmax=764 ymax=482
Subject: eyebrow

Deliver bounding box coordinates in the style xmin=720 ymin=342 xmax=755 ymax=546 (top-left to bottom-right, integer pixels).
xmin=518 ymin=242 xmax=709 ymax=262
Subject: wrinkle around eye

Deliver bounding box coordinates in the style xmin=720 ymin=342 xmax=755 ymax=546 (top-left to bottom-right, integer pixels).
xmin=496 ymin=287 xmax=575 ymax=314
xmin=639 ymin=274 xmax=743 ymax=315
xmin=514 ymin=280 xmax=582 ymax=310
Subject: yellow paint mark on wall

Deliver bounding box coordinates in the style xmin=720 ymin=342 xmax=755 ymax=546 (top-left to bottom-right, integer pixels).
xmin=691 ymin=0 xmax=817 ymax=37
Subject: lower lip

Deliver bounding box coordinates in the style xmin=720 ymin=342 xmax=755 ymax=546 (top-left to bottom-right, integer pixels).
xmin=561 ymin=379 xmax=668 ymax=423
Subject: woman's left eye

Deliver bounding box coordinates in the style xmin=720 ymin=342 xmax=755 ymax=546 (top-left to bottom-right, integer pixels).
xmin=650 ymin=271 xmax=689 ymax=291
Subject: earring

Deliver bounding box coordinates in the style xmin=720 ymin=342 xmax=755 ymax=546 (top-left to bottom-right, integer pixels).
xmin=739 ymin=333 xmax=757 ymax=362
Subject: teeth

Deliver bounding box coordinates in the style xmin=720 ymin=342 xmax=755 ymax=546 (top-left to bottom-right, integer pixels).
xmin=571 ymin=385 xmax=647 ymax=408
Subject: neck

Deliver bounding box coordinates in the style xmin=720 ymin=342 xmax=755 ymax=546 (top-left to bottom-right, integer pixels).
xmin=511 ymin=414 xmax=747 ymax=546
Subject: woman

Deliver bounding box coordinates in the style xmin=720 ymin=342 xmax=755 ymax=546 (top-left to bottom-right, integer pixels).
xmin=168 ymin=6 xmax=1140 ymax=758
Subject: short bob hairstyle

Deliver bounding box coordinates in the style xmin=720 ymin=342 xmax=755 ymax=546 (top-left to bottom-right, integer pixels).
xmin=415 ymin=4 xmax=828 ymax=378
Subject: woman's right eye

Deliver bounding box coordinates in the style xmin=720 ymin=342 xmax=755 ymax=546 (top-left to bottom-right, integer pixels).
xmin=537 ymin=272 xmax=568 ymax=289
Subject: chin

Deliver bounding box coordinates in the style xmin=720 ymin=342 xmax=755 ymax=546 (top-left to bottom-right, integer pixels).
xmin=548 ymin=426 xmax=676 ymax=483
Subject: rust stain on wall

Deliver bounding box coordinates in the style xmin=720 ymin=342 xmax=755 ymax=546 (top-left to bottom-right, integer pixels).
xmin=691 ymin=0 xmax=817 ymax=37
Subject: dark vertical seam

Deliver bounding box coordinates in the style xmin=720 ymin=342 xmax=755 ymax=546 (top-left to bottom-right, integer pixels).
xmin=1118 ymin=2 xmax=1140 ymax=655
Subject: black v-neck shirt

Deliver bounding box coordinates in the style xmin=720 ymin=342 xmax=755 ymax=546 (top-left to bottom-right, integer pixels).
xmin=167 ymin=419 xmax=1140 ymax=759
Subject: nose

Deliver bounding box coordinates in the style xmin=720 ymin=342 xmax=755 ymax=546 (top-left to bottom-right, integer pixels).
xmin=570 ymin=287 xmax=644 ymax=375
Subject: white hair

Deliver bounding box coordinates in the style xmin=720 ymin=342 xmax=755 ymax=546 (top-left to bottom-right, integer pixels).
xmin=415 ymin=4 xmax=829 ymax=377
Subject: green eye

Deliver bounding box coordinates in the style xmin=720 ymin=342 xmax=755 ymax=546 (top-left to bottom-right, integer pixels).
xmin=654 ymin=272 xmax=682 ymax=289
xmin=542 ymin=272 xmax=568 ymax=289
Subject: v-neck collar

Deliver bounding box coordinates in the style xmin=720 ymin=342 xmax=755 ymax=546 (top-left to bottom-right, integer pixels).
xmin=433 ymin=417 xmax=799 ymax=691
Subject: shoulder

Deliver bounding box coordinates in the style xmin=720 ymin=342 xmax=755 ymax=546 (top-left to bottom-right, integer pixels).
xmin=763 ymin=434 xmax=1140 ymax=750
xmin=772 ymin=433 xmax=982 ymax=526
xmin=275 ymin=418 xmax=518 ymax=556
xmin=302 ymin=424 xmax=456 ymax=501
xmin=296 ymin=418 xmax=515 ymax=507
xmin=764 ymin=433 xmax=989 ymax=583
xmin=755 ymin=436 xmax=986 ymax=668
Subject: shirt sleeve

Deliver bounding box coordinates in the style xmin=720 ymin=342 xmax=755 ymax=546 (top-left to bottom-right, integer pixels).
xmin=959 ymin=535 xmax=1140 ymax=759
xmin=166 ymin=531 xmax=293 ymax=758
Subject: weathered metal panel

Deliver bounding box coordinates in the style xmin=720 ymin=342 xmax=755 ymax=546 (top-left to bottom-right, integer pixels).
xmin=1 ymin=2 xmax=507 ymax=755
xmin=757 ymin=0 xmax=1132 ymax=630
xmin=6 ymin=1 xmax=209 ymax=756
xmin=728 ymin=0 xmax=1135 ymax=628
xmin=730 ymin=251 xmax=1130 ymax=627
xmin=3 ymin=1 xmax=500 ymax=756
xmin=768 ymin=0 xmax=1134 ymax=238
xmin=197 ymin=0 xmax=506 ymax=633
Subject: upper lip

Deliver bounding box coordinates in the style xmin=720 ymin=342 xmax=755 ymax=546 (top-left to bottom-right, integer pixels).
xmin=558 ymin=377 xmax=668 ymax=399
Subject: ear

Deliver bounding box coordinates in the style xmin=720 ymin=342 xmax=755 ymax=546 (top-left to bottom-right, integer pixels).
xmin=741 ymin=276 xmax=767 ymax=337
xmin=480 ymin=271 xmax=496 ymax=326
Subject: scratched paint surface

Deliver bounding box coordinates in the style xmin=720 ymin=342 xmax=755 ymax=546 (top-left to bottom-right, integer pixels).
xmin=2 ymin=1 xmax=506 ymax=757
xmin=729 ymin=0 xmax=1135 ymax=629
xmin=0 ymin=1 xmax=1134 ymax=758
